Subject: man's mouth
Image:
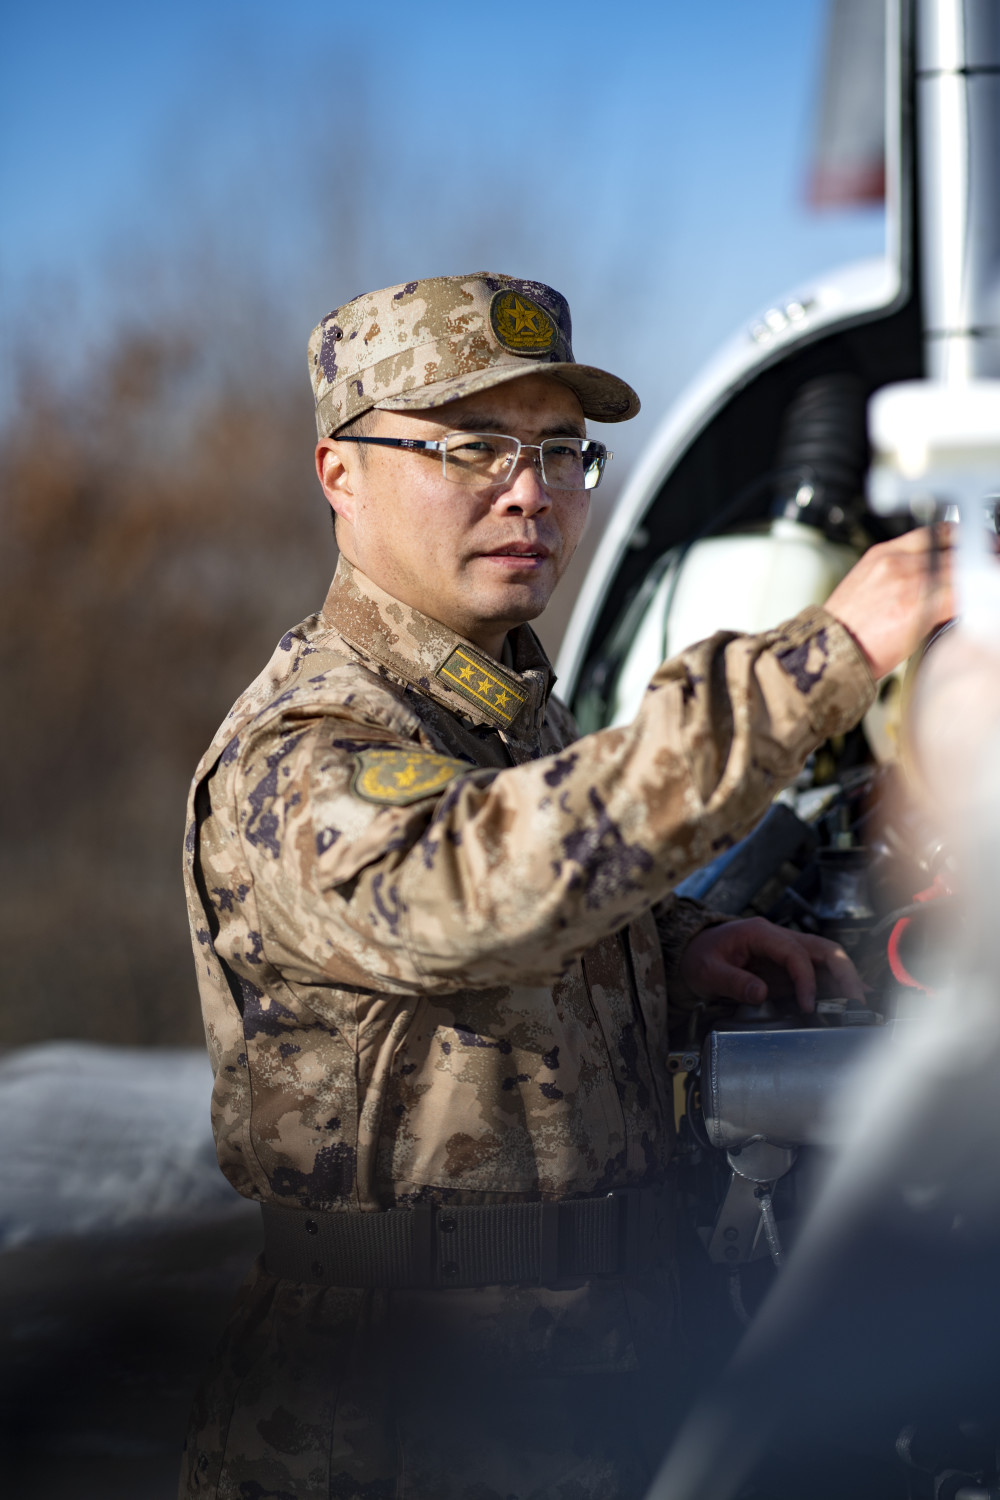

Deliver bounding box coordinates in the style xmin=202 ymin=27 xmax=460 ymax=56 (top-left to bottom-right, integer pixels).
xmin=479 ymin=542 xmax=552 ymax=563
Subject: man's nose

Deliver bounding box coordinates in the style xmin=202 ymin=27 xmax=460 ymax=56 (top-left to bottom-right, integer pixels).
xmin=491 ymin=453 xmax=552 ymax=517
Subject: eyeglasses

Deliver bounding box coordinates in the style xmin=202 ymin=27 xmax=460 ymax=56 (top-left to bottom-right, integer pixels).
xmin=335 ymin=431 xmax=612 ymax=491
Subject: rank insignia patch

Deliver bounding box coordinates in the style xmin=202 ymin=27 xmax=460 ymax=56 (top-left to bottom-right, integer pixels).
xmin=436 ymin=646 xmax=528 ymax=727
xmin=352 ymin=748 xmax=469 ymax=806
xmin=489 ymin=290 xmax=557 ymax=356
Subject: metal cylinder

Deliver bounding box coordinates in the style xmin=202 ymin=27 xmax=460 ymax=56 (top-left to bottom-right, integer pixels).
xmin=701 ymin=1027 xmax=880 ymax=1150
xmin=917 ymin=0 xmax=1000 ymax=380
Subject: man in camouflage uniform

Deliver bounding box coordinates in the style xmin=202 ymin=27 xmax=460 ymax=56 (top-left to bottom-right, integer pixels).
xmin=180 ymin=274 xmax=953 ymax=1499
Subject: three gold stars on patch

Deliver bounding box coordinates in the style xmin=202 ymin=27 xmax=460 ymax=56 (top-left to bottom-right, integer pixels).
xmin=438 ymin=646 xmax=527 ymax=726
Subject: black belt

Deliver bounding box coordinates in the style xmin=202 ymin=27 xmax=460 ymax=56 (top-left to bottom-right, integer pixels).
xmin=261 ymin=1188 xmax=670 ymax=1290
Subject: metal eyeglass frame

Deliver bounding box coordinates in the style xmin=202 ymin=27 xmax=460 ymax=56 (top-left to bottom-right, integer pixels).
xmin=334 ymin=432 xmax=612 ymax=491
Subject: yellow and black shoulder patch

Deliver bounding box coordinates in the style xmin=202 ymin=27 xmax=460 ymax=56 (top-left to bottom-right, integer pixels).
xmin=436 ymin=645 xmax=528 ymax=727
xmin=352 ymin=748 xmax=469 ymax=806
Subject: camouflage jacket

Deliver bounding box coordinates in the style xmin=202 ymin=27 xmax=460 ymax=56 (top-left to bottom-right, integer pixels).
xmin=183 ymin=556 xmax=875 ymax=1214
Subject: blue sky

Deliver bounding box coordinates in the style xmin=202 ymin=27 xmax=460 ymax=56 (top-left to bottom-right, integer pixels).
xmin=0 ymin=0 xmax=885 ymax=458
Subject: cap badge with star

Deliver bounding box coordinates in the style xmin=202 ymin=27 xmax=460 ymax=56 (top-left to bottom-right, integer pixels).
xmin=489 ymin=290 xmax=557 ymax=356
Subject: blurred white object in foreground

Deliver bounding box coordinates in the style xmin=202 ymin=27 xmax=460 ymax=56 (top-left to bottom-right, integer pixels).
xmin=907 ymin=626 xmax=1000 ymax=829
xmin=869 ymin=378 xmax=1000 ymax=639
xmin=0 ymin=1042 xmax=249 ymax=1251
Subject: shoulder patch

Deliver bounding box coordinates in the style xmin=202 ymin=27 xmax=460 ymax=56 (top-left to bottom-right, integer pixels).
xmin=352 ymin=748 xmax=469 ymax=805
xmin=436 ymin=645 xmax=528 ymax=727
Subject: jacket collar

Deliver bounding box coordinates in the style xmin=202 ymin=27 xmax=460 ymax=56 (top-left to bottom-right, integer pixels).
xmin=320 ymin=556 xmax=556 ymax=735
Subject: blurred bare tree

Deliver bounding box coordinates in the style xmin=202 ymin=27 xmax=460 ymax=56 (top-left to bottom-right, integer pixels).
xmin=0 ymin=304 xmax=334 ymax=1045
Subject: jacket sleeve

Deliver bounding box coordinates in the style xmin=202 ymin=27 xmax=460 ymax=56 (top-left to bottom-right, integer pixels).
xmin=653 ymin=894 xmax=733 ymax=979
xmin=226 ymin=607 xmax=875 ymax=995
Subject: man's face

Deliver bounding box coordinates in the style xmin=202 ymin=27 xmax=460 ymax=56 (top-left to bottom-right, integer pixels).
xmin=315 ymin=374 xmax=591 ymax=656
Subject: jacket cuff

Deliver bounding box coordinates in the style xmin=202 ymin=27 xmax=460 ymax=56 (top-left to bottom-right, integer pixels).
xmin=653 ymin=894 xmax=734 ymax=1005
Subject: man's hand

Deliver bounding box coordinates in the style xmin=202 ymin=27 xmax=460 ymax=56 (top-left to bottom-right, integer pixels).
xmin=675 ymin=917 xmax=864 ymax=1014
xmin=824 ymin=524 xmax=955 ymax=680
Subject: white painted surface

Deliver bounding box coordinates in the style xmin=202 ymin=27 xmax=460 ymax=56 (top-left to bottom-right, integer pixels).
xmin=609 ymin=521 xmax=860 ymax=726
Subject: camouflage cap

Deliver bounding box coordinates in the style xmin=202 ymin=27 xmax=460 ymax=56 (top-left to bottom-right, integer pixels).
xmin=307 ymin=273 xmax=640 ymax=437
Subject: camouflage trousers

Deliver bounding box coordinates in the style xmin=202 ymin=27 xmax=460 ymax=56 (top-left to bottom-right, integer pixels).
xmin=178 ymin=1256 xmax=681 ymax=1500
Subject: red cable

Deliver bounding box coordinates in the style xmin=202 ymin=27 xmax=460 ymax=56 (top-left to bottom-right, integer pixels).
xmin=885 ymin=875 xmax=950 ymax=994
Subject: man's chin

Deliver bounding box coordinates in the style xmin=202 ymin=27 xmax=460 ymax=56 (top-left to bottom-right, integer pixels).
xmin=472 ymin=577 xmax=555 ymax=629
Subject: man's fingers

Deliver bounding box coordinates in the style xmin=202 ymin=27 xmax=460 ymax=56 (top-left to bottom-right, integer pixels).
xmin=679 ymin=918 xmax=866 ymax=1013
xmin=700 ymin=955 xmax=768 ymax=1006
xmin=770 ymin=941 xmax=816 ymax=1012
xmin=737 ymin=921 xmax=817 ymax=1011
xmin=899 ymin=520 xmax=955 ymax=552
xmin=797 ymin=934 xmax=865 ymax=1002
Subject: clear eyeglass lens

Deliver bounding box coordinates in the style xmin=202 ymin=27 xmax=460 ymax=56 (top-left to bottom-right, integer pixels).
xmin=441 ymin=433 xmax=606 ymax=491
xmin=442 ymin=433 xmax=520 ymax=484
xmin=540 ymin=438 xmax=605 ymax=491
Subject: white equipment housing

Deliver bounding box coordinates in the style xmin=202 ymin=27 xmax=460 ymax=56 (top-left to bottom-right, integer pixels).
xmin=609 ymin=521 xmax=859 ymax=727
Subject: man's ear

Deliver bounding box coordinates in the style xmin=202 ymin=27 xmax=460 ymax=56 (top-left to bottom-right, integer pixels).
xmin=315 ymin=439 xmax=358 ymax=529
